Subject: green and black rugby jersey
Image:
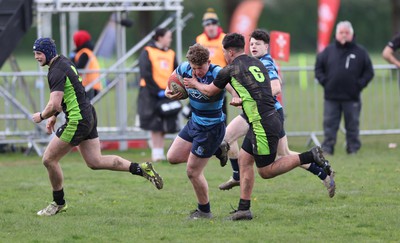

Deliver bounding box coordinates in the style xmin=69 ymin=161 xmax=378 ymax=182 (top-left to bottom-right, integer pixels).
xmin=48 ymin=55 xmax=92 ymax=121
xmin=213 ymin=54 xmax=276 ymax=123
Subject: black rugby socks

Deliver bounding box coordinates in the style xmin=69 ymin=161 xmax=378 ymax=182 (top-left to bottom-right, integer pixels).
xmin=299 ymin=151 xmax=313 ymax=165
xmin=129 ymin=163 xmax=142 ymax=175
xmin=238 ymin=198 xmax=250 ymax=211
xmin=198 ymin=202 xmax=211 ymax=213
xmin=230 ymin=158 xmax=240 ymax=181
xmin=53 ymin=189 xmax=65 ymax=206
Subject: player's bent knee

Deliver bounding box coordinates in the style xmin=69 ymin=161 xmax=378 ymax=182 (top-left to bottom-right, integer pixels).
xmin=84 ymin=158 xmax=102 ymax=170
xmin=86 ymin=164 xmax=100 ymax=170
xmin=258 ymin=169 xmax=276 ymax=179
xmin=186 ymin=168 xmax=198 ymax=180
xmin=166 ymin=155 xmax=178 ymax=164
xmin=167 ymin=154 xmax=186 ymax=164
xmin=42 ymin=157 xmax=53 ymax=168
xmin=260 ymin=173 xmax=275 ymax=179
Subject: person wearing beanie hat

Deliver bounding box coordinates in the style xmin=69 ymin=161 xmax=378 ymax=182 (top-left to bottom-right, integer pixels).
xmin=72 ymin=30 xmax=102 ymax=100
xmin=32 ymin=38 xmax=164 ymax=216
xmin=202 ymin=7 xmax=219 ymax=27
xmin=196 ymin=8 xmax=226 ymax=68
xmin=73 ymin=30 xmax=91 ymax=49
xmin=33 ymin=38 xmax=58 ymax=66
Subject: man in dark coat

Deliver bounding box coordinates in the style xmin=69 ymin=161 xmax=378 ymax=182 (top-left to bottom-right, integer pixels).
xmin=315 ymin=21 xmax=374 ymax=155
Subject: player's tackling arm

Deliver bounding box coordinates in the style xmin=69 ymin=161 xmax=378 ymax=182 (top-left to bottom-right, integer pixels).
xmin=184 ymin=66 xmax=232 ymax=97
xmin=183 ymin=77 xmax=222 ymax=97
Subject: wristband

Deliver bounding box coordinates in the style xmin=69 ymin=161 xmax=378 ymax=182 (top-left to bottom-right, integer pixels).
xmin=39 ymin=113 xmax=44 ymax=121
xmin=54 ymin=112 xmax=60 ymax=117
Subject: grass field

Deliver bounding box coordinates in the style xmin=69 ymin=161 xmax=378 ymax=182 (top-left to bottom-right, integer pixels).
xmin=1 ymin=53 xmax=399 ymax=242
xmin=1 ymin=134 xmax=399 ymax=243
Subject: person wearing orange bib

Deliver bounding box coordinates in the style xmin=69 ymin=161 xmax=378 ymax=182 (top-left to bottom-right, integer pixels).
xmin=138 ymin=28 xmax=179 ymax=162
xmin=196 ymin=8 xmax=227 ymax=68
xmin=72 ymin=30 xmax=102 ymax=100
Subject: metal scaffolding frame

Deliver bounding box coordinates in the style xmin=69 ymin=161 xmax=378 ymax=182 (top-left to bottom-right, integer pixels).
xmin=35 ymin=0 xmax=184 ymax=12
xmin=0 ymin=0 xmax=186 ymax=155
xmin=34 ymin=0 xmax=184 ymax=60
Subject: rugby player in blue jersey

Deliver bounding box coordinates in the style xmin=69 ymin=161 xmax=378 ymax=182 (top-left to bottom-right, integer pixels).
xmin=165 ymin=43 xmax=235 ymax=220
xmin=184 ymin=33 xmax=333 ymax=220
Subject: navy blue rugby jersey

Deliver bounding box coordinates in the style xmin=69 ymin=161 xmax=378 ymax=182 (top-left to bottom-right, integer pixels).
xmin=259 ymin=53 xmax=282 ymax=110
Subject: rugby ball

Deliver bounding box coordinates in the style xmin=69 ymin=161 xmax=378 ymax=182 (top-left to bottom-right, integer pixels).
xmin=168 ymin=72 xmax=188 ymax=99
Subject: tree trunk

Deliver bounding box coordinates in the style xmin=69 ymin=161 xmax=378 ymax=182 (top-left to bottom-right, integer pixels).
xmin=138 ymin=11 xmax=152 ymax=38
xmin=391 ymin=0 xmax=400 ymax=34
xmin=223 ymin=0 xmax=242 ymax=28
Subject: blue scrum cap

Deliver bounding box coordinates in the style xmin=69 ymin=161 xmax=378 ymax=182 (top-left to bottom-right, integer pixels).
xmin=33 ymin=38 xmax=57 ymax=64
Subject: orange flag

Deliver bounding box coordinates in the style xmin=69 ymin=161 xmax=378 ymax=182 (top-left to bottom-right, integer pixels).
xmin=317 ymin=0 xmax=340 ymax=53
xmin=229 ymin=0 xmax=264 ymax=54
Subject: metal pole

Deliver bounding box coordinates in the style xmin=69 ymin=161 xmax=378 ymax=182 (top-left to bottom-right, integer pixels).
xmin=69 ymin=12 xmax=79 ymax=53
xmin=36 ymin=12 xmax=52 ymax=111
xmin=175 ymin=9 xmax=183 ymax=63
xmin=60 ymin=13 xmax=67 ymax=56
xmin=90 ymin=15 xmax=177 ymax=103
xmin=115 ymin=11 xmax=128 ymax=151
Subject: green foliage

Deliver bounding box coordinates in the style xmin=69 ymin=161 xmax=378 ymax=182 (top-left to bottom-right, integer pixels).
xmin=11 ymin=0 xmax=392 ymax=57
xmin=1 ymin=135 xmax=400 ymax=242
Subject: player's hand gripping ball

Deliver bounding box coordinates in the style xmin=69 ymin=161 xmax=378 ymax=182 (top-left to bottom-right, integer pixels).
xmin=168 ymin=72 xmax=188 ymax=99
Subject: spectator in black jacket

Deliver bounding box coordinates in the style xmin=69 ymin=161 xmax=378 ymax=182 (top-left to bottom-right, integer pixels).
xmin=315 ymin=21 xmax=374 ymax=155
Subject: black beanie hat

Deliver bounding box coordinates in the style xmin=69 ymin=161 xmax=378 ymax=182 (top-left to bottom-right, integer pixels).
xmin=33 ymin=38 xmax=57 ymax=65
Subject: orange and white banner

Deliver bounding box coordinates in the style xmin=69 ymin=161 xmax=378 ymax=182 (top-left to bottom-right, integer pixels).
xmin=229 ymin=0 xmax=264 ymax=54
xmin=270 ymin=31 xmax=290 ymax=62
xmin=317 ymin=0 xmax=340 ymax=53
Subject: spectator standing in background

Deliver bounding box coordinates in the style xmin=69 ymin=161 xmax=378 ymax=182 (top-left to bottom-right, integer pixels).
xmin=315 ymin=21 xmax=374 ymax=155
xmin=196 ymin=8 xmax=227 ymax=67
xmin=138 ymin=27 xmax=179 ymax=162
xmin=382 ymin=33 xmax=400 ymax=67
xmin=72 ymin=30 xmax=102 ymax=100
